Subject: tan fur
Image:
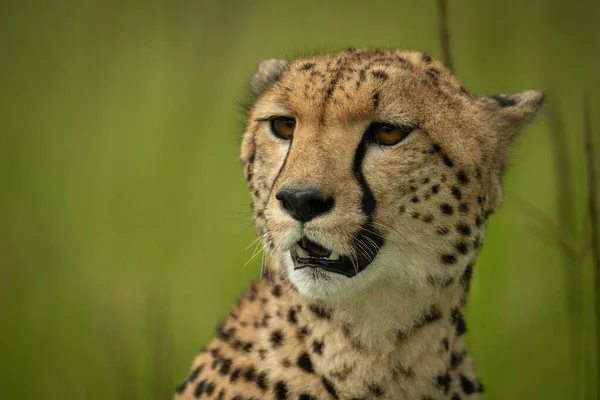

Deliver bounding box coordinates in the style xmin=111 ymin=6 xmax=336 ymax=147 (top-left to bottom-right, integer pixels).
xmin=175 ymin=48 xmax=543 ymax=400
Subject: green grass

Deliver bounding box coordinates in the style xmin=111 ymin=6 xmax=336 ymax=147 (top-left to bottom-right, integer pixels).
xmin=1 ymin=0 xmax=599 ymax=398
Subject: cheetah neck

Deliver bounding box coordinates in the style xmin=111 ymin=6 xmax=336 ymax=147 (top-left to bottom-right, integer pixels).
xmin=260 ymin=266 xmax=480 ymax=398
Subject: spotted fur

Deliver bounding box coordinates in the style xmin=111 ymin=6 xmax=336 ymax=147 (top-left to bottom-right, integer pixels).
xmin=175 ymin=48 xmax=543 ymax=400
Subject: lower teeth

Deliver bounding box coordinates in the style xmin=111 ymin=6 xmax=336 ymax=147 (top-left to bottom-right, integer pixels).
xmin=294 ymin=244 xmax=340 ymax=260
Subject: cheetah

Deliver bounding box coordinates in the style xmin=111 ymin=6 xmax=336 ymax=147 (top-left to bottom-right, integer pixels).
xmin=175 ymin=48 xmax=544 ymax=400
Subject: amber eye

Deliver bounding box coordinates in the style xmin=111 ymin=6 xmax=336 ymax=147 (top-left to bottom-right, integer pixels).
xmin=369 ymin=122 xmax=414 ymax=146
xmin=269 ymin=117 xmax=296 ymax=140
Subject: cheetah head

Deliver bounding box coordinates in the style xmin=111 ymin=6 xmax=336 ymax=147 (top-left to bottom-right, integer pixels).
xmin=240 ymin=49 xmax=543 ymax=300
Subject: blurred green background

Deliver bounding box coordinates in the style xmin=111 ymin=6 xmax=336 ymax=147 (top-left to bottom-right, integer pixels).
xmin=1 ymin=0 xmax=599 ymax=399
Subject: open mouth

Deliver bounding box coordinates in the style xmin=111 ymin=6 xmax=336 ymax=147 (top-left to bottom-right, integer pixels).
xmin=290 ymin=234 xmax=382 ymax=278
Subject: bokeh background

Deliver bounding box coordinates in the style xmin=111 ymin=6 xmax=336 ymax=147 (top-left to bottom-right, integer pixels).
xmin=1 ymin=0 xmax=599 ymax=399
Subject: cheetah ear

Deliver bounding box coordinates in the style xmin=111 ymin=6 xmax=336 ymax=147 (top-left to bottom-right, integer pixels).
xmin=480 ymin=90 xmax=545 ymax=134
xmin=251 ymin=59 xmax=289 ymax=97
xmin=479 ymin=90 xmax=545 ymax=210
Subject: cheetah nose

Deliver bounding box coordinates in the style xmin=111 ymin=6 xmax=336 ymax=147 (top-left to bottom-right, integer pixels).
xmin=275 ymin=187 xmax=334 ymax=223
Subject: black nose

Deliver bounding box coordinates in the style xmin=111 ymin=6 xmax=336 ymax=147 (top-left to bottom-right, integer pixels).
xmin=275 ymin=187 xmax=334 ymax=223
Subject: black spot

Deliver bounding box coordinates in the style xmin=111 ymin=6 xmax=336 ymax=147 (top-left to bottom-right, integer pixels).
xmin=451 ymin=352 xmax=465 ymax=368
xmin=261 ymin=313 xmax=271 ymax=327
xmin=431 ymin=184 xmax=440 ymax=194
xmin=230 ymin=368 xmax=241 ymax=383
xmin=396 ymin=329 xmax=407 ymax=341
xmin=412 ymin=212 xmax=421 ymax=219
xmin=372 ymin=70 xmax=389 ymax=80
xmin=300 ymin=62 xmax=315 ymax=71
xmin=297 ymin=352 xmax=314 ymax=373
xmin=460 ymin=375 xmax=476 ymax=394
xmin=194 ymin=379 xmax=207 ymax=397
xmin=410 ymin=185 xmax=417 ymax=192
xmin=244 ymin=365 xmax=257 ymax=381
xmin=459 ymin=203 xmax=469 ymax=214
xmin=461 ymin=263 xmax=474 ymax=288
xmin=257 ymin=372 xmax=269 ymax=390
xmin=312 ymin=340 xmax=324 ymax=355
xmin=242 ymin=342 xmax=253 ymax=352
xmin=270 ymin=330 xmax=284 ymax=348
xmin=476 ymin=195 xmax=483 ymax=204
xmin=288 ymin=308 xmax=297 ymax=324
xmin=271 ymin=285 xmax=282 ymax=297
xmin=441 ymin=338 xmax=449 ymax=351
xmin=426 ymin=68 xmax=440 ymax=83
xmin=456 ymin=224 xmax=472 ymax=236
xmin=456 ymin=171 xmax=469 ymax=185
xmin=416 ymin=305 xmax=442 ymax=327
xmin=359 ymin=69 xmax=367 ymax=82
xmin=441 ymin=254 xmax=457 ymax=265
xmin=309 ymin=304 xmax=331 ymax=320
xmin=421 ymin=52 xmax=432 ymax=62
xmin=433 ymin=143 xmax=442 ymax=152
xmin=369 ymin=382 xmax=385 ymax=396
xmin=188 ymin=364 xmax=204 ymax=381
xmin=475 ymin=216 xmax=482 ymax=227
xmin=422 ymin=214 xmax=434 ymax=223
xmin=450 ymin=394 xmax=462 ymax=400
xmin=440 ymin=203 xmax=454 ymax=215
xmin=442 ymin=155 xmax=454 ymax=167
xmin=490 ymin=94 xmax=517 ymax=107
xmin=205 ymin=381 xmax=216 ymax=395
xmin=218 ymin=359 xmax=231 ymax=375
xmin=216 ymin=389 xmax=225 ymax=400
xmin=299 ymin=394 xmax=317 ymax=400
xmin=175 ymin=381 xmax=187 ymax=394
xmin=322 ymin=377 xmax=340 ymax=399
xmin=436 ymin=374 xmax=452 ymax=394
xmin=372 ymin=92 xmax=380 ymax=109
xmin=258 ymin=348 xmax=267 ymax=360
xmin=274 ymin=381 xmax=289 ymax=400
xmin=398 ymin=205 xmax=406 ymax=214
xmin=455 ymin=242 xmax=468 ymax=255
xmin=412 ymin=196 xmax=420 ymax=203
xmin=396 ymin=56 xmax=411 ymax=68
xmin=297 ymin=326 xmax=310 ymax=339
xmin=451 ymin=187 xmax=462 ymax=201
xmin=451 ymin=308 xmax=467 ymax=335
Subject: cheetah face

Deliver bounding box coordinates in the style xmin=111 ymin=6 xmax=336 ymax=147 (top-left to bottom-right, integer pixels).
xmin=240 ymin=49 xmax=543 ymax=300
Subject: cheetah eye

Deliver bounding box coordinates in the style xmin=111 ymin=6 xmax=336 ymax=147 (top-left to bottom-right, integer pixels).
xmin=367 ymin=122 xmax=414 ymax=146
xmin=269 ymin=117 xmax=296 ymax=140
